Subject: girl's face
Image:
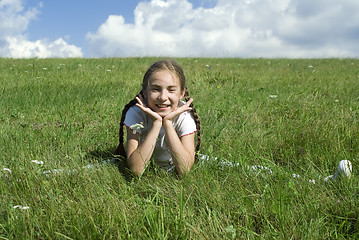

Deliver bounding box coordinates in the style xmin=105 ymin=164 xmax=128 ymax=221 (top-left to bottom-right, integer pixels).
xmin=144 ymin=70 xmax=185 ymax=117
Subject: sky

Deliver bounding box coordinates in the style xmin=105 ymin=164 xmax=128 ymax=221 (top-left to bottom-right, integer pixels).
xmin=1 ymin=0 xmax=359 ymax=58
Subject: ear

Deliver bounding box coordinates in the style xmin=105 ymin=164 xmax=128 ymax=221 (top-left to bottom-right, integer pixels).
xmin=180 ymin=88 xmax=186 ymax=99
xmin=141 ymin=89 xmax=149 ymax=106
xmin=140 ymin=89 xmax=146 ymax=99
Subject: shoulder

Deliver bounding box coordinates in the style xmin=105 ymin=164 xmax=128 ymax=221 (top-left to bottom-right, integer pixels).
xmin=126 ymin=105 xmax=146 ymax=119
xmin=174 ymin=101 xmax=197 ymax=136
xmin=176 ymin=101 xmax=195 ymax=121
xmin=124 ymin=106 xmax=146 ymax=130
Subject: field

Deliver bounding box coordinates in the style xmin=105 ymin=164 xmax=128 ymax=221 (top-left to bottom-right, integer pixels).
xmin=0 ymin=58 xmax=358 ymax=239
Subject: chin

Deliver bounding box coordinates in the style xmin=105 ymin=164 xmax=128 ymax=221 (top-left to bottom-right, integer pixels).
xmin=157 ymin=112 xmax=168 ymax=118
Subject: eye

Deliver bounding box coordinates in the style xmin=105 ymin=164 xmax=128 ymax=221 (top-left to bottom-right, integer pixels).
xmin=168 ymin=88 xmax=176 ymax=92
xmin=151 ymin=87 xmax=159 ymax=92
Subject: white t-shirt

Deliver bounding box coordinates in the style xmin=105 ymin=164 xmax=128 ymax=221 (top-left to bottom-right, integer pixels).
xmin=124 ymin=101 xmax=197 ymax=172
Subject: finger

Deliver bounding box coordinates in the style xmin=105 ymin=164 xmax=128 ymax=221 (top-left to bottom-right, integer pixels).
xmin=173 ymin=106 xmax=193 ymax=116
xmin=186 ymin=98 xmax=194 ymax=106
xmin=135 ymin=103 xmax=145 ymax=111
xmin=135 ymin=96 xmax=143 ymax=106
xmin=180 ymin=106 xmax=193 ymax=113
xmin=179 ymin=99 xmax=193 ymax=110
xmin=183 ymin=98 xmax=193 ymax=108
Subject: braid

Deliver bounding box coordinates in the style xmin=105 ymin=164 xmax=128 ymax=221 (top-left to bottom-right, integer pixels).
xmin=184 ymin=90 xmax=201 ymax=160
xmin=114 ymin=91 xmax=143 ymax=159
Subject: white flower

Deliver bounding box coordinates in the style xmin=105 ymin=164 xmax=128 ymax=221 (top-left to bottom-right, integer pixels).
xmin=31 ymin=160 xmax=44 ymax=165
xmin=42 ymin=68 xmax=47 ymax=70
xmin=269 ymin=95 xmax=278 ymax=98
xmin=13 ymin=205 xmax=30 ymax=210
xmin=130 ymin=122 xmax=144 ymax=134
xmin=308 ymin=65 xmax=314 ymax=68
xmin=3 ymin=168 xmax=11 ymax=174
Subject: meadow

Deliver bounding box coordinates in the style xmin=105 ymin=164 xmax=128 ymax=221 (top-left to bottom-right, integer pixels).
xmin=0 ymin=57 xmax=358 ymax=239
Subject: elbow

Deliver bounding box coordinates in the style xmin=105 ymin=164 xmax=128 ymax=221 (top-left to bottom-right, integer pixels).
xmin=131 ymin=169 xmax=144 ymax=177
xmin=128 ymin=165 xmax=145 ymax=177
xmin=177 ymin=169 xmax=189 ymax=176
xmin=176 ymin=167 xmax=192 ymax=176
xmin=176 ymin=163 xmax=193 ymax=176
xmin=175 ymin=156 xmax=194 ymax=176
xmin=127 ymin=159 xmax=146 ymax=177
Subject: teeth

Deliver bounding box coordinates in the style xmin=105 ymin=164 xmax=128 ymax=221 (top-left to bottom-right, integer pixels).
xmin=158 ymin=105 xmax=168 ymax=108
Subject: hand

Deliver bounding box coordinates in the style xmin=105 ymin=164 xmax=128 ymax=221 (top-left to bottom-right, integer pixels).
xmin=163 ymin=98 xmax=193 ymax=122
xmin=135 ymin=95 xmax=162 ymax=122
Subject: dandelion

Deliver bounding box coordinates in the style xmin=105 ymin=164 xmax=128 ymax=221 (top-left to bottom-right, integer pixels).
xmin=3 ymin=168 xmax=11 ymax=174
xmin=334 ymin=99 xmax=339 ymax=102
xmin=130 ymin=122 xmax=144 ymax=134
xmin=42 ymin=68 xmax=47 ymax=70
xmin=269 ymin=95 xmax=278 ymax=98
xmin=105 ymin=69 xmax=112 ymax=72
xmin=13 ymin=205 xmax=30 ymax=210
xmin=308 ymin=65 xmax=314 ymax=68
xmin=31 ymin=160 xmax=44 ymax=165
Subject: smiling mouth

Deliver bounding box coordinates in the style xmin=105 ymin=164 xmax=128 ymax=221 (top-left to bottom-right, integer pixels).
xmin=156 ymin=104 xmax=170 ymax=108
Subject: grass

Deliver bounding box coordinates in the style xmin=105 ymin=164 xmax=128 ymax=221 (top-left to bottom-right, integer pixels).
xmin=0 ymin=57 xmax=358 ymax=239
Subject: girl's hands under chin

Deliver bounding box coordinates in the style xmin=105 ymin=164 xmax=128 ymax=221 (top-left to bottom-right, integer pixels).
xmin=163 ymin=98 xmax=193 ymax=123
xmin=135 ymin=95 xmax=163 ymax=122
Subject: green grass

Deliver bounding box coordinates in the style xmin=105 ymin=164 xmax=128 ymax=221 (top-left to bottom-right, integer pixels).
xmin=0 ymin=58 xmax=358 ymax=239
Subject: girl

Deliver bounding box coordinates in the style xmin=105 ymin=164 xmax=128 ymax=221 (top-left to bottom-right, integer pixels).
xmin=114 ymin=60 xmax=201 ymax=176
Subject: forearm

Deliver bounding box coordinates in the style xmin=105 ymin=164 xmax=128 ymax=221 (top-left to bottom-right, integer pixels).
xmin=127 ymin=121 xmax=162 ymax=176
xmin=163 ymin=121 xmax=194 ymax=175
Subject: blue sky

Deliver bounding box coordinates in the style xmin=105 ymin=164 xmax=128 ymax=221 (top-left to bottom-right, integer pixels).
xmin=26 ymin=1 xmax=142 ymax=54
xmin=25 ymin=0 xmax=216 ymax=56
xmin=1 ymin=0 xmax=359 ymax=58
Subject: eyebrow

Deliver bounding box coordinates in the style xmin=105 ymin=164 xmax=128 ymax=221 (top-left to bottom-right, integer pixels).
xmin=150 ymin=83 xmax=179 ymax=88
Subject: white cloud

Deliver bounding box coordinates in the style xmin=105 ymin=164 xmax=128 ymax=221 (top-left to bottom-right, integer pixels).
xmin=5 ymin=36 xmax=83 ymax=58
xmin=0 ymin=0 xmax=83 ymax=58
xmin=87 ymin=0 xmax=359 ymax=58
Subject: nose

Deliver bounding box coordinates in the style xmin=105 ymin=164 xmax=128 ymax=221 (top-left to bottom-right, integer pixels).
xmin=158 ymin=90 xmax=168 ymax=101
